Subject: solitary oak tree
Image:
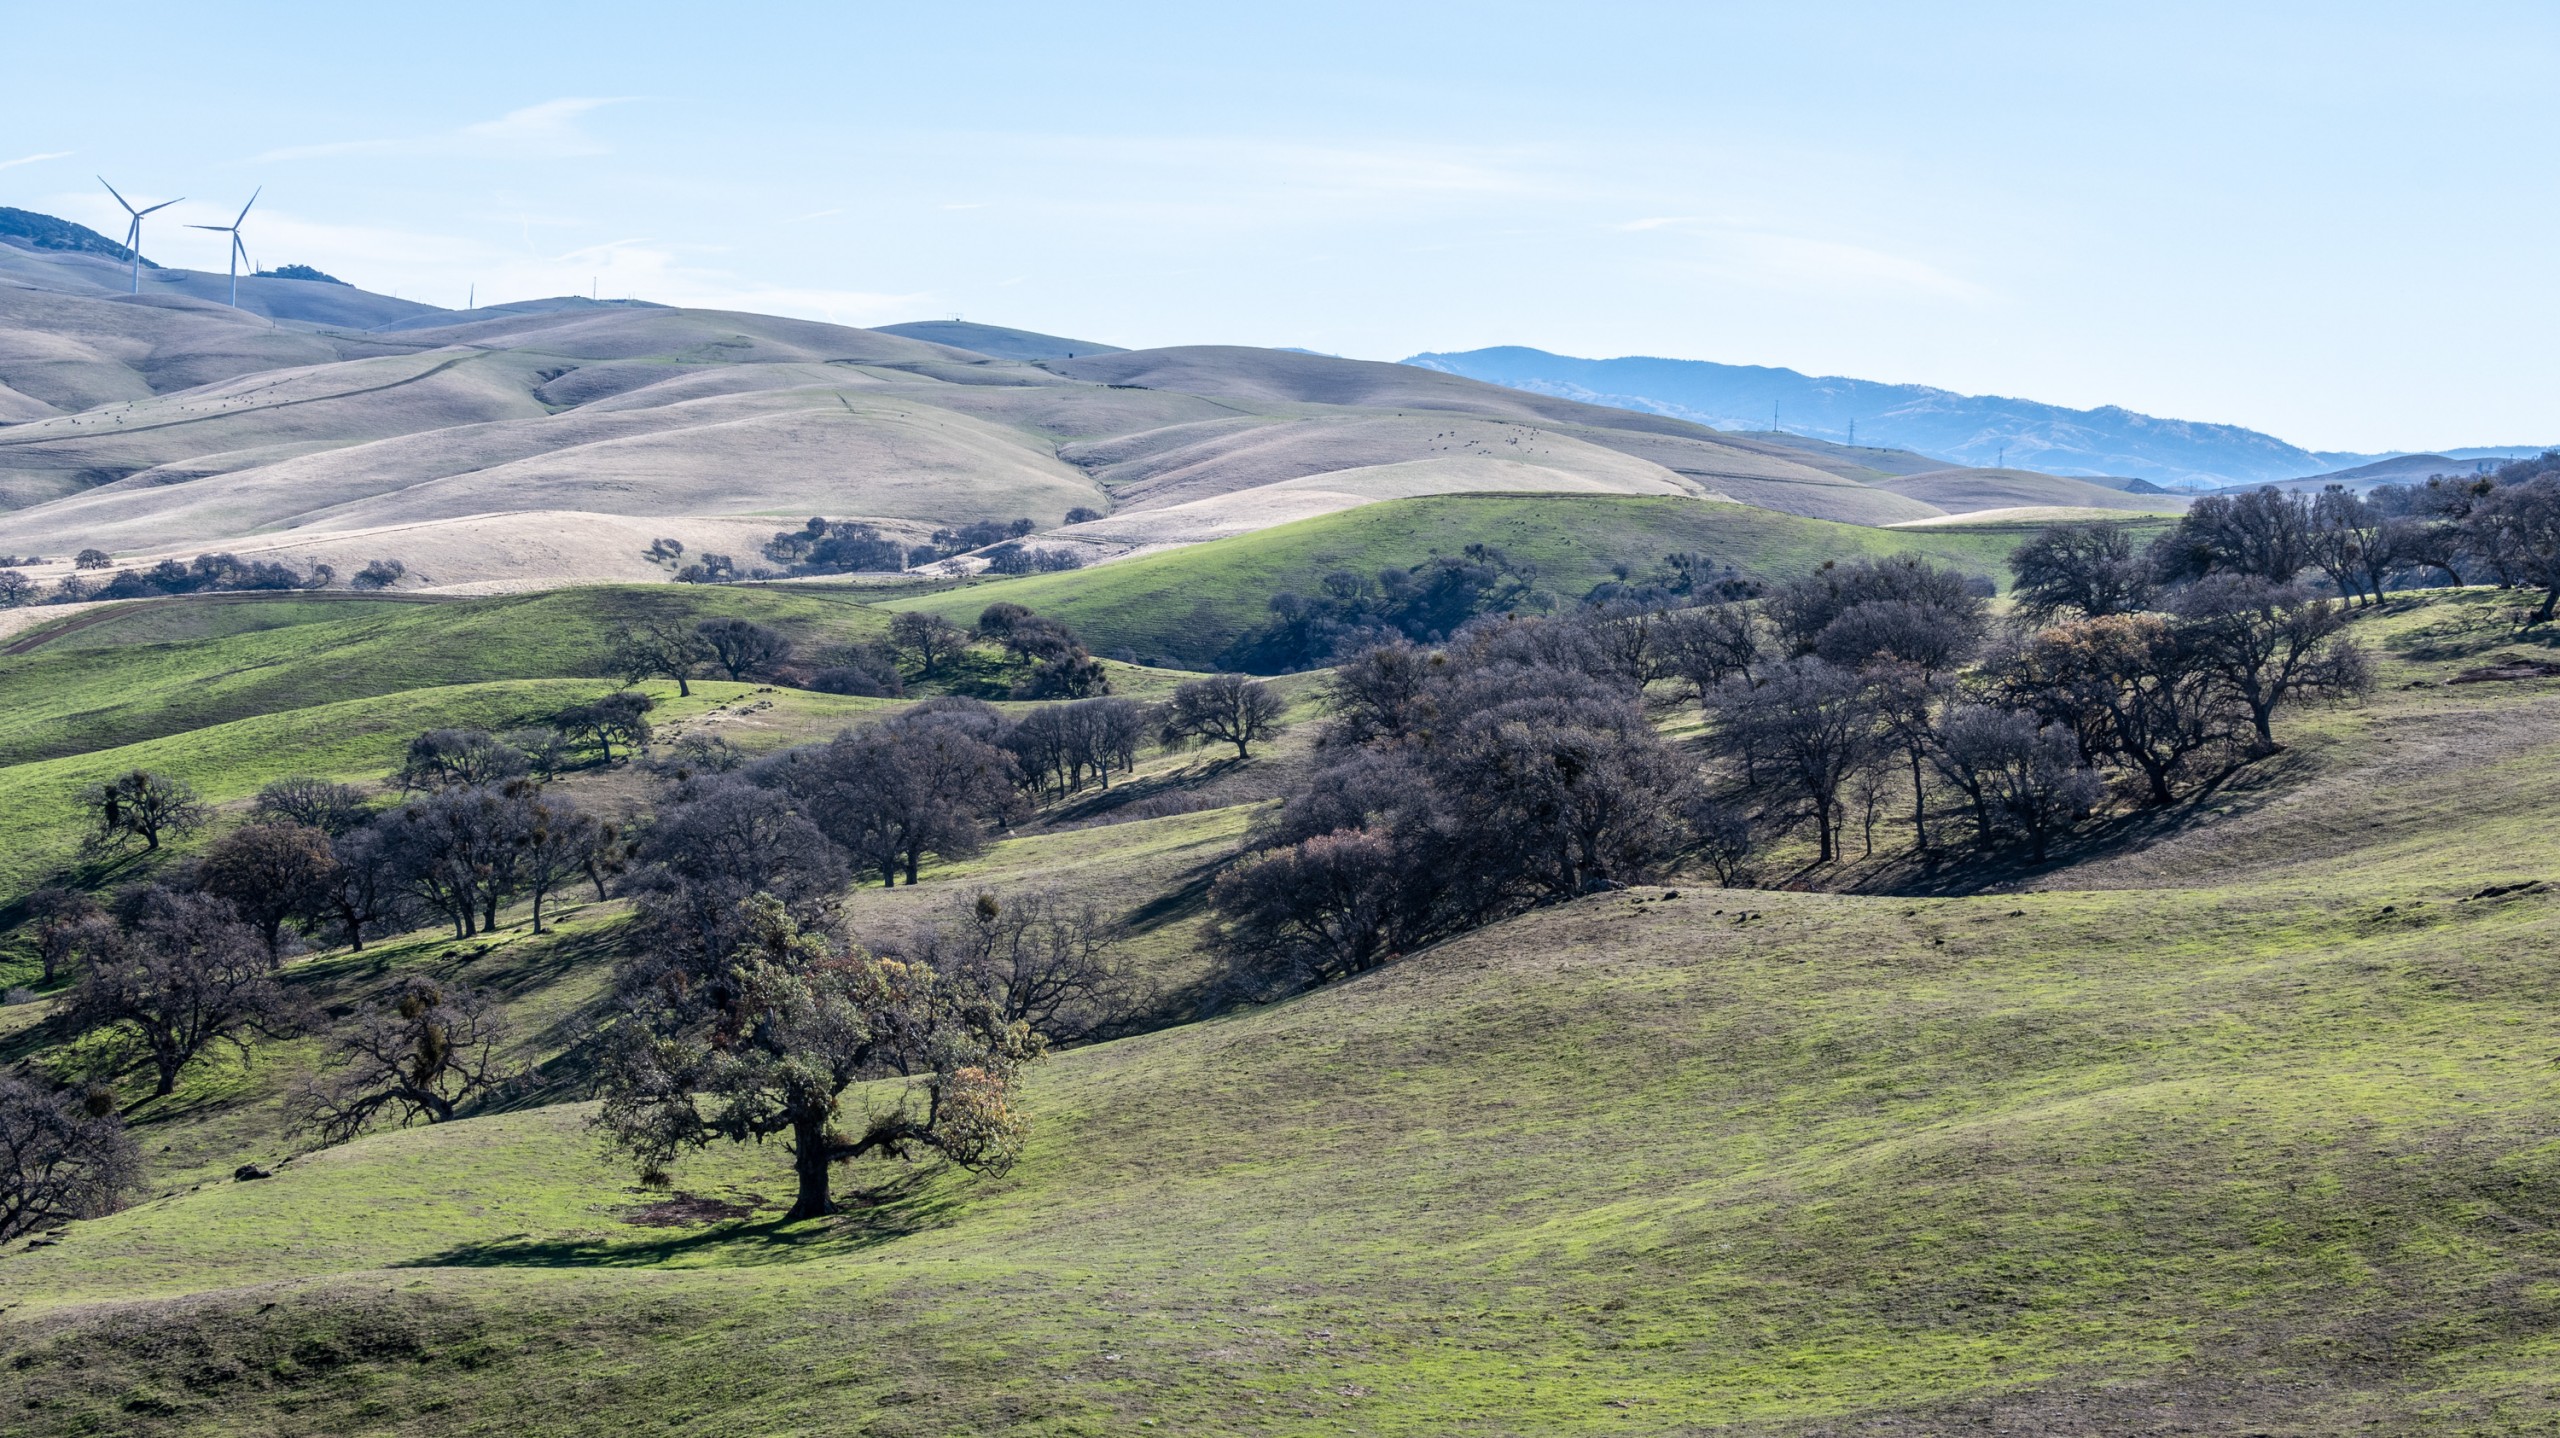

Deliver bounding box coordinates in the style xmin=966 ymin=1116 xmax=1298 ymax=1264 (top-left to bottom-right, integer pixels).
xmin=77 ymin=770 xmax=207 ymax=856
xmin=597 ymin=894 xmax=1040 ymax=1221
xmin=1161 ymin=673 xmax=1285 ymax=759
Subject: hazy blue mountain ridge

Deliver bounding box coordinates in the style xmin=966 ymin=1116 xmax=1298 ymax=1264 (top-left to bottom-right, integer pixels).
xmin=1402 ymin=346 xmax=2548 ymax=490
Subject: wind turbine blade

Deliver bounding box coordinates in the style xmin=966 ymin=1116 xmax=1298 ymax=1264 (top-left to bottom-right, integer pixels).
xmin=137 ymin=198 xmax=183 ymax=216
xmin=98 ymin=176 xmax=136 ymax=215
xmin=186 ymin=224 xmax=228 ymax=232
xmin=234 ymin=187 xmax=260 ymax=227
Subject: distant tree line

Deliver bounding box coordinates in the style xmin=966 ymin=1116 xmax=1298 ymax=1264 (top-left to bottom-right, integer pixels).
xmin=2103 ymin=456 xmax=2560 ymax=619
xmin=0 ymin=552 xmax=426 ymax=608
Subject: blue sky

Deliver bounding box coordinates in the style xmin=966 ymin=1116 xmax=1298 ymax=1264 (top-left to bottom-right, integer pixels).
xmin=6 ymin=1 xmax=2553 ymax=452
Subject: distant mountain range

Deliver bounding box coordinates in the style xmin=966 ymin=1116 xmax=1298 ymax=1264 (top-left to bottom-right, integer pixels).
xmin=1404 ymin=346 xmax=2550 ymax=491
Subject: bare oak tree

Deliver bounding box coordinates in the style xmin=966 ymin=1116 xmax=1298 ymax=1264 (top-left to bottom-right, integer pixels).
xmin=1162 ymin=673 xmax=1285 ymax=759
xmin=296 ymin=978 xmax=515 ymax=1146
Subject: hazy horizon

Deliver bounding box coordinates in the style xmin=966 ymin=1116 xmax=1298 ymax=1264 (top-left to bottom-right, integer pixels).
xmin=8 ymin=1 xmax=2553 ymax=453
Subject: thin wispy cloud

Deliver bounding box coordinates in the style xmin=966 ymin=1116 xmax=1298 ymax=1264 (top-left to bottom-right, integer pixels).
xmin=253 ymin=98 xmax=631 ymax=164
xmin=0 ymin=151 xmax=72 ymax=173
xmin=1620 ymin=215 xmax=1984 ymax=302
xmin=458 ymin=98 xmax=628 ymax=156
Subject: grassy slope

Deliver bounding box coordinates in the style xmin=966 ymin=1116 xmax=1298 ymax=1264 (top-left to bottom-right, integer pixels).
xmin=887 ymin=495 xmax=2141 ymax=668
xmin=1 ymin=594 xmax=2557 ymax=1433
xmin=0 ymin=586 xmax=901 ymax=769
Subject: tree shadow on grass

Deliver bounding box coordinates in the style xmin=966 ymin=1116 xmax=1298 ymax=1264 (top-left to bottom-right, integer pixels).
xmin=1839 ymin=750 xmax=2314 ymax=899
xmin=395 ymin=1172 xmax=962 ymax=1271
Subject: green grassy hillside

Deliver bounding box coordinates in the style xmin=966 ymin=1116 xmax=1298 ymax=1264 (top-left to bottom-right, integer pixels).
xmin=890 ymin=495 xmax=2123 ymax=668
xmin=0 ymin=593 xmax=2554 ymax=1434
xmin=0 ymin=585 xmax=899 ymax=768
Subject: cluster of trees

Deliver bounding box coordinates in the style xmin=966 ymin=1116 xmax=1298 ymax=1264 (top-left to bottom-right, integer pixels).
xmin=1208 ymin=519 xmax=2397 ymax=1004
xmin=1698 ymin=548 xmax=2372 ymax=864
xmin=7 ymin=632 xmax=1264 ymax=1230
xmin=1 ymin=551 xmax=346 ymax=608
xmin=608 ymin=604 xmax=1111 ymax=702
xmin=1209 ymin=619 xmax=1707 ymax=998
xmin=730 ymin=514 xmax=1086 ymax=581
xmin=978 ymin=540 xmax=1086 ymax=575
xmin=763 ymin=517 xmax=910 ymax=575
xmin=608 ymin=615 xmax=905 ymax=699
xmin=971 ymin=604 xmax=1110 ymax=699
xmin=2057 ymin=459 xmax=2560 ymax=620
xmin=3 ymin=855 xmax=537 ymax=1235
xmin=1223 ymin=544 xmax=1549 ymax=671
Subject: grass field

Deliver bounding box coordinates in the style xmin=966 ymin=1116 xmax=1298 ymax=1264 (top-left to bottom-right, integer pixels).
xmin=0 ymin=585 xmax=910 ymax=769
xmin=888 ymin=495 xmax=2173 ymax=668
xmin=0 ymin=590 xmax=2554 ymax=1434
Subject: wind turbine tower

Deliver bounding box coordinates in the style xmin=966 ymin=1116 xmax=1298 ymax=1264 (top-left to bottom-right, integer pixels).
xmin=188 ymin=188 xmax=261 ymax=307
xmin=98 ymin=177 xmax=183 ymax=294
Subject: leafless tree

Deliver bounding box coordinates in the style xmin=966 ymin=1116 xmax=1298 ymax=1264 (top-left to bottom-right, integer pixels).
xmin=0 ymin=1074 xmax=141 ymax=1241
xmin=395 ymin=729 xmax=529 ymax=792
xmin=77 ymin=770 xmax=207 ymax=856
xmin=695 ymin=617 xmax=792 ymax=681
xmin=2150 ymin=487 xmax=2313 ymax=585
xmin=2009 ymin=521 xmax=2155 ymax=620
xmin=609 ymin=620 xmax=705 ymax=697
xmin=193 ymin=822 xmax=339 ymax=957
xmin=1706 ymin=658 xmax=1876 ymax=863
xmin=1657 ymin=601 xmax=1762 ymax=698
xmin=295 ymin=978 xmax=515 ymax=1146
xmin=251 ymin=776 xmax=372 ymax=836
xmin=1162 ymin=673 xmax=1284 ymax=759
xmin=889 ymin=610 xmax=967 ymax=677
xmin=64 ymin=890 xmax=296 ymax=1097
xmin=2171 ymin=577 xmax=2373 ymax=754
xmin=890 ymin=890 xmax=1151 ymax=1045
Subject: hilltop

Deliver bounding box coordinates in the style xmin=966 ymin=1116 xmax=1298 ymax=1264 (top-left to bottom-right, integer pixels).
xmin=0 ymin=238 xmax=1990 ymax=592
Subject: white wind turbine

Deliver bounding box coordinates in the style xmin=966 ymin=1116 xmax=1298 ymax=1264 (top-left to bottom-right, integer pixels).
xmin=188 ymin=188 xmax=262 ymax=307
xmin=98 ymin=177 xmax=183 ymax=294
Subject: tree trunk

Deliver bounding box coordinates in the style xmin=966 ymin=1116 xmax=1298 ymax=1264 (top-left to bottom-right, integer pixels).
xmin=530 ymin=886 xmax=547 ymax=934
xmin=905 ymin=849 xmax=922 ymax=885
xmin=785 ymin=1109 xmax=833 ymax=1221
xmin=1905 ymin=750 xmax=1928 ymax=851
xmin=153 ymin=1053 xmax=181 ymax=1097
xmin=675 ymin=674 xmax=690 ymax=697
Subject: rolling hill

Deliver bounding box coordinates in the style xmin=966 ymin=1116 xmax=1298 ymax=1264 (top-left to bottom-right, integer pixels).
xmin=876 ymin=319 xmax=1126 ymax=361
xmin=1 ymin=243 xmax=1983 ymax=590
xmin=1870 ymin=465 xmax=2189 ymax=516
xmin=887 ymin=494 xmax=2076 ymax=668
xmin=0 ymin=588 xmax=2554 ymax=1435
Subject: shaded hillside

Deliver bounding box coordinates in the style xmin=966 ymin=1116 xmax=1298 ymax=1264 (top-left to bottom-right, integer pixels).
xmin=0 ymin=235 xmax=443 ymax=328
xmin=0 ymin=209 xmax=150 ymax=266
xmin=877 ymin=319 xmax=1125 ymax=360
xmin=1873 ymin=466 xmax=2188 ymax=514
xmin=888 ymin=494 xmax=2031 ymax=668
xmin=2215 ymin=451 xmax=2526 ymax=495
